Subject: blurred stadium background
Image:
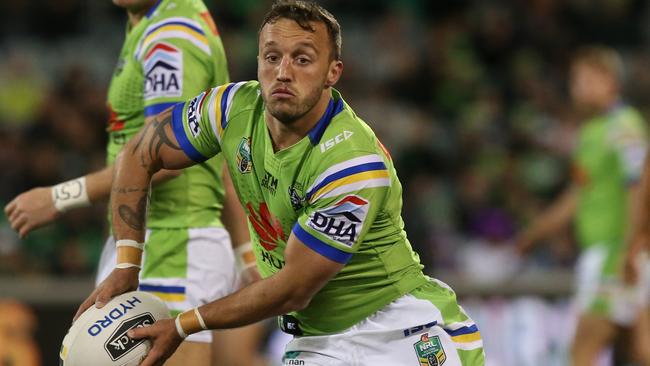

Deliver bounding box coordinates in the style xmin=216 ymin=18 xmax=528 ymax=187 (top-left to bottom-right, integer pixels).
xmin=1 ymin=0 xmax=649 ymax=364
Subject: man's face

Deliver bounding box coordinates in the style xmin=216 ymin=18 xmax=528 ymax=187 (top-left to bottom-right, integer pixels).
xmin=569 ymin=62 xmax=616 ymax=110
xmin=258 ymin=18 xmax=341 ymax=124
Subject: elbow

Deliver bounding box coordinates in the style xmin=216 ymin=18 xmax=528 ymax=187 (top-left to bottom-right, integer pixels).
xmin=281 ymin=291 xmax=313 ymax=313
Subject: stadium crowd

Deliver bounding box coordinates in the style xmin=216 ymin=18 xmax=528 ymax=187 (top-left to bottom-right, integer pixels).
xmin=2 ymin=1 xmax=650 ymax=365
xmin=2 ymin=0 xmax=648 ymax=278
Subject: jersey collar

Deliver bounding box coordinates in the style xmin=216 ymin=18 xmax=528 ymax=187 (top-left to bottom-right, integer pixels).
xmin=307 ymin=94 xmax=344 ymax=145
xmin=145 ymin=0 xmax=163 ymax=18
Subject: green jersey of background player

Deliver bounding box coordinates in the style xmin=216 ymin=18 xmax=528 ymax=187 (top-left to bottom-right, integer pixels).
xmin=86 ymin=1 xmax=485 ymax=365
xmin=517 ymin=46 xmax=650 ymax=366
xmin=6 ymin=0 xmax=263 ymax=365
xmin=105 ymin=0 xmax=229 ymax=230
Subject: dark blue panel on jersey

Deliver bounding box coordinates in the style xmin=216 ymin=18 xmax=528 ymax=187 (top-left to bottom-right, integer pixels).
xmin=144 ymin=102 xmax=178 ymax=117
xmin=308 ymin=98 xmax=344 ymax=145
xmin=293 ymin=223 xmax=353 ymax=264
xmin=171 ymin=103 xmax=207 ymax=163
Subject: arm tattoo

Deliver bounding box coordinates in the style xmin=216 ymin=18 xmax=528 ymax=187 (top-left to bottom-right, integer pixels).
xmin=118 ymin=194 xmax=148 ymax=231
xmin=132 ymin=114 xmax=181 ymax=171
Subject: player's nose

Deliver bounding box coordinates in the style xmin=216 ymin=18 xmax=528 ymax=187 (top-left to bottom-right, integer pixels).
xmin=276 ymin=56 xmax=293 ymax=82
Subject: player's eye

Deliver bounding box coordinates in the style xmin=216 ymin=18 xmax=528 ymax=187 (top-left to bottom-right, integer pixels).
xmin=265 ymin=54 xmax=279 ymax=63
xmin=296 ymin=56 xmax=311 ymax=65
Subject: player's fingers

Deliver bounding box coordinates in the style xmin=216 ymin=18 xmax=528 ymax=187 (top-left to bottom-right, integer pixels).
xmin=138 ymin=348 xmax=164 ymax=366
xmin=18 ymin=223 xmax=33 ymax=239
xmin=4 ymin=200 xmax=16 ymax=216
xmin=74 ymin=292 xmax=98 ymax=321
xmin=127 ymin=325 xmax=152 ymax=340
xmin=10 ymin=215 xmax=27 ymax=234
xmin=95 ymin=289 xmax=114 ymax=309
xmin=7 ymin=206 xmax=22 ymax=225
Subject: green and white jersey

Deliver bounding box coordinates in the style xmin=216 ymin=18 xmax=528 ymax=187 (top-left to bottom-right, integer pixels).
xmin=106 ymin=0 xmax=229 ymax=228
xmin=573 ymin=104 xmax=648 ymax=274
xmin=170 ymin=81 xmax=429 ymax=335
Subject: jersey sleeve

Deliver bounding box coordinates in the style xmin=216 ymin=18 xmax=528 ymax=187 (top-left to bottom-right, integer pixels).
xmin=292 ymin=152 xmax=391 ymax=264
xmin=609 ymin=108 xmax=648 ymax=184
xmin=170 ymin=82 xmax=248 ymax=163
xmin=136 ymin=16 xmax=220 ymax=117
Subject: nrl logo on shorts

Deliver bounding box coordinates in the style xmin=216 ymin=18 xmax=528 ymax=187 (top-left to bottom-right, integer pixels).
xmin=413 ymin=333 xmax=446 ymax=366
xmin=236 ymin=137 xmax=253 ymax=174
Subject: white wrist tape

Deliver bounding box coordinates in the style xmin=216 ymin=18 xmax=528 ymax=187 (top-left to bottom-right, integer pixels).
xmin=175 ymin=307 xmax=208 ymax=339
xmin=195 ymin=308 xmax=208 ymax=330
xmin=115 ymin=262 xmax=141 ymax=269
xmin=115 ymin=239 xmax=144 ymax=269
xmin=234 ymin=241 xmax=256 ymax=272
xmin=52 ymin=177 xmax=91 ymax=213
xmin=116 ymin=239 xmax=145 ymax=250
xmin=175 ymin=316 xmax=188 ymax=339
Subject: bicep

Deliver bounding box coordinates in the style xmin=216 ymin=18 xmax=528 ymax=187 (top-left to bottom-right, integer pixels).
xmin=277 ymin=233 xmax=345 ymax=301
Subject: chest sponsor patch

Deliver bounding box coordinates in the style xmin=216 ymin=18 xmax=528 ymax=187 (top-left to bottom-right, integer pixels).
xmin=143 ymin=42 xmax=183 ymax=99
xmin=307 ymin=195 xmax=369 ymax=247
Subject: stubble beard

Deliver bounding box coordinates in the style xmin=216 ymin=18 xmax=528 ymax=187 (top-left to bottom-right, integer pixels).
xmin=265 ymin=84 xmax=325 ymax=126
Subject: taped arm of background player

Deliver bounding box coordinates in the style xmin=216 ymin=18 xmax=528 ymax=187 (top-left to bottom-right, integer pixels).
xmin=3 ymin=115 xmax=182 ymax=239
xmin=515 ymin=185 xmax=579 ymax=256
xmin=220 ymin=164 xmax=261 ymax=285
xmin=74 ymin=108 xmax=192 ymax=320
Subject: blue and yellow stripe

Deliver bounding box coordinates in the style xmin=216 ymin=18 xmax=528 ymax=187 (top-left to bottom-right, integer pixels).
xmin=136 ymin=17 xmax=210 ymax=59
xmin=445 ymin=324 xmax=482 ymax=343
xmin=139 ymin=284 xmax=186 ymax=302
xmin=306 ymin=161 xmax=387 ymax=202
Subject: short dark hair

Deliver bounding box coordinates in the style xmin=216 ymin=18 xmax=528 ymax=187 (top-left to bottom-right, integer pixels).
xmin=260 ymin=0 xmax=342 ymax=61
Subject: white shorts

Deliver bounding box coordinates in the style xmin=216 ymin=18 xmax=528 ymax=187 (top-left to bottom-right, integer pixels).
xmin=575 ymin=245 xmax=648 ymax=326
xmin=282 ymin=289 xmax=485 ymax=366
xmin=96 ymin=227 xmax=238 ymax=343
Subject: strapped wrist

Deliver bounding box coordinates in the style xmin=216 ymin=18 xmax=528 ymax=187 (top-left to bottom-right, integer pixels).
xmin=175 ymin=307 xmax=208 ymax=338
xmin=115 ymin=239 xmax=144 ymax=269
xmin=52 ymin=177 xmax=91 ymax=213
xmin=234 ymin=241 xmax=256 ymax=272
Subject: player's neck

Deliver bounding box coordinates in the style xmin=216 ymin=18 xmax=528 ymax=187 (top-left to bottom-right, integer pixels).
xmin=265 ymin=92 xmax=331 ymax=152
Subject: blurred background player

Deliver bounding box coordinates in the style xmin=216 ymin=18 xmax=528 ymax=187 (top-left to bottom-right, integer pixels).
xmin=516 ymin=45 xmax=650 ymax=366
xmin=3 ymin=0 xmax=265 ymax=365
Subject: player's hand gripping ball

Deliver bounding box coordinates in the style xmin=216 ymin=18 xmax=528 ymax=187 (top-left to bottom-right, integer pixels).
xmin=60 ymin=291 xmax=170 ymax=366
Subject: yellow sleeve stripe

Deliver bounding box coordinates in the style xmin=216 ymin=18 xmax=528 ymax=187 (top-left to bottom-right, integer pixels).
xmin=213 ymin=85 xmax=229 ymax=138
xmin=451 ymin=331 xmax=482 ymax=343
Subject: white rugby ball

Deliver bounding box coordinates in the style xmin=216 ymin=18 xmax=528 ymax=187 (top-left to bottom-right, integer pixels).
xmin=60 ymin=291 xmax=171 ymax=366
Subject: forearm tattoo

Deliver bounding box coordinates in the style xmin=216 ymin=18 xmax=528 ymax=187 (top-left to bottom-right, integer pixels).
xmin=117 ymin=193 xmax=148 ymax=231
xmin=132 ymin=113 xmax=181 ymax=171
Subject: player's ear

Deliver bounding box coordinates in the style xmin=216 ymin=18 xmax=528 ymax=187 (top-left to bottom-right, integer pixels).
xmin=325 ymin=60 xmax=343 ymax=88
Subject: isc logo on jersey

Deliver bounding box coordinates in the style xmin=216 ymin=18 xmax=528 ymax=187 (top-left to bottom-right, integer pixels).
xmin=320 ymin=130 xmax=353 ymax=153
xmin=143 ymin=42 xmax=183 ymax=99
xmin=307 ymin=195 xmax=369 ymax=247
